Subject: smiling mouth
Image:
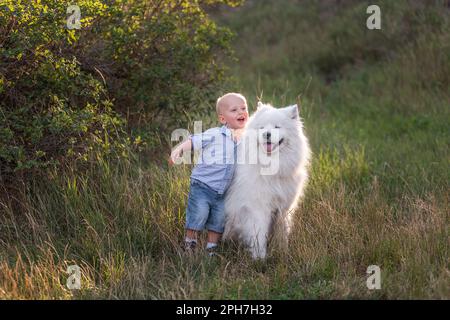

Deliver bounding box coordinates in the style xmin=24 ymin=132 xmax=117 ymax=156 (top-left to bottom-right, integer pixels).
xmin=262 ymin=138 xmax=284 ymax=154
xmin=237 ymin=116 xmax=246 ymax=123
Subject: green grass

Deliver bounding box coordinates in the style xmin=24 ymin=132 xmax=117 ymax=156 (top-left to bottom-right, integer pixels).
xmin=0 ymin=0 xmax=449 ymax=299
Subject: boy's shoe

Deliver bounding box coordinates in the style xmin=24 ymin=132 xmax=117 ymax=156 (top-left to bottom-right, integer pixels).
xmin=206 ymin=245 xmax=218 ymax=257
xmin=183 ymin=240 xmax=197 ymax=252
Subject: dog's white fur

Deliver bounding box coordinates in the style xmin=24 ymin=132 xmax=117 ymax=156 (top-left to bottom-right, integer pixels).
xmin=223 ymin=102 xmax=311 ymax=259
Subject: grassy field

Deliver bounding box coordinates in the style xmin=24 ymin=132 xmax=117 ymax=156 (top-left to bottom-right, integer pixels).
xmin=0 ymin=0 xmax=449 ymax=299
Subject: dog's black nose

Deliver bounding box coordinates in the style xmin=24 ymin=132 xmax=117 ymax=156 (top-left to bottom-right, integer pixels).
xmin=263 ymin=131 xmax=271 ymax=140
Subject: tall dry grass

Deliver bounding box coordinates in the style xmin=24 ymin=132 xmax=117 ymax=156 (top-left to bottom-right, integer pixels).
xmin=0 ymin=148 xmax=448 ymax=299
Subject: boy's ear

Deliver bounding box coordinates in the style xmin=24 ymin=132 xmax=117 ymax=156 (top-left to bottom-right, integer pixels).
xmin=218 ymin=114 xmax=226 ymax=124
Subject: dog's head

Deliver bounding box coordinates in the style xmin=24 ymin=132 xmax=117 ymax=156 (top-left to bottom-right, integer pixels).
xmin=248 ymin=102 xmax=300 ymax=155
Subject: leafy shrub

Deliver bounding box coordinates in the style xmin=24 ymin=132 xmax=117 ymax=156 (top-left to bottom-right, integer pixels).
xmin=0 ymin=0 xmax=125 ymax=179
xmin=0 ymin=0 xmax=241 ymax=179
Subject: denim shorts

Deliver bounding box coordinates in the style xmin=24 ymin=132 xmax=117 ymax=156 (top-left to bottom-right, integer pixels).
xmin=185 ymin=179 xmax=225 ymax=233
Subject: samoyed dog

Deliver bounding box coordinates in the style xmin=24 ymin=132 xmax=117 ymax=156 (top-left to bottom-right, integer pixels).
xmin=223 ymin=102 xmax=311 ymax=259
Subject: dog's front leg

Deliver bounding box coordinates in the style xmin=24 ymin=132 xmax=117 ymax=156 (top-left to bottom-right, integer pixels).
xmin=248 ymin=219 xmax=270 ymax=259
xmin=249 ymin=238 xmax=267 ymax=259
xmin=279 ymin=211 xmax=292 ymax=249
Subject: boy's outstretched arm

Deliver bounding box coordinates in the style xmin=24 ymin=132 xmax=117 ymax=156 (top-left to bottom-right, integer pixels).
xmin=168 ymin=138 xmax=192 ymax=166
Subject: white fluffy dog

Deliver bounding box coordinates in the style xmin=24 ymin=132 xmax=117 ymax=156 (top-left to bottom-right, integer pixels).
xmin=223 ymin=102 xmax=311 ymax=259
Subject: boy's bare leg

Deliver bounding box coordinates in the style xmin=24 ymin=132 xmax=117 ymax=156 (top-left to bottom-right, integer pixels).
xmin=184 ymin=229 xmax=199 ymax=250
xmin=186 ymin=229 xmax=199 ymax=240
xmin=206 ymin=231 xmax=221 ymax=256
xmin=207 ymin=230 xmax=221 ymax=244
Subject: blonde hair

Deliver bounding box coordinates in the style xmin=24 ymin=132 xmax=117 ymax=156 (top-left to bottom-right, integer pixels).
xmin=216 ymin=92 xmax=247 ymax=115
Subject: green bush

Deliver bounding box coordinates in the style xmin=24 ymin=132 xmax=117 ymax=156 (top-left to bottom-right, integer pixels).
xmin=0 ymin=0 xmax=241 ymax=179
xmin=76 ymin=0 xmax=242 ymax=127
xmin=0 ymin=0 xmax=125 ymax=178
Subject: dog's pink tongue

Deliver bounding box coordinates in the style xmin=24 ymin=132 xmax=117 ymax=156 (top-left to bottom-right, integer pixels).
xmin=265 ymin=143 xmax=273 ymax=153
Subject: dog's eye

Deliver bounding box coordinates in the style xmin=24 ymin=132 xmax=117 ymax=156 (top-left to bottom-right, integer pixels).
xmin=275 ymin=125 xmax=280 ymax=129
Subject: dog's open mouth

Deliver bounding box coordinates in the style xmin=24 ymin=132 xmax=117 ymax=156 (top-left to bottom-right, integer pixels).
xmin=263 ymin=138 xmax=284 ymax=154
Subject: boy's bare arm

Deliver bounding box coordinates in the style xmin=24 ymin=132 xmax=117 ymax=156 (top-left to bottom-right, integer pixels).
xmin=169 ymin=138 xmax=192 ymax=165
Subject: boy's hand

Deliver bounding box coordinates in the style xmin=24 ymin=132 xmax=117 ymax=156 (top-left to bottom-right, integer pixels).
xmin=168 ymin=138 xmax=191 ymax=167
xmin=168 ymin=150 xmax=178 ymax=166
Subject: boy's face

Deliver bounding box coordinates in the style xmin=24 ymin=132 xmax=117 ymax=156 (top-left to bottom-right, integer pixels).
xmin=218 ymin=95 xmax=249 ymax=129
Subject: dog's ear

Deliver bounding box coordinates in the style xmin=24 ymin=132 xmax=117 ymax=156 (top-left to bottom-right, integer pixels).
xmin=286 ymin=104 xmax=299 ymax=119
xmin=257 ymin=101 xmax=263 ymax=109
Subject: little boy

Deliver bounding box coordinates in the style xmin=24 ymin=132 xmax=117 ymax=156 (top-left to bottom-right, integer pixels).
xmin=169 ymin=93 xmax=248 ymax=255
